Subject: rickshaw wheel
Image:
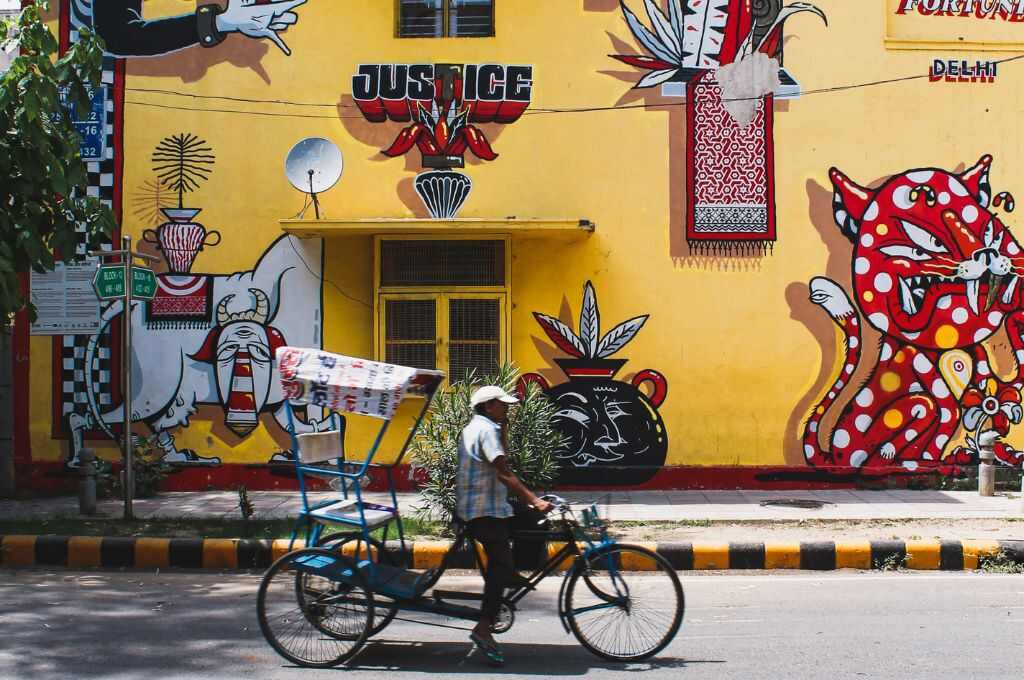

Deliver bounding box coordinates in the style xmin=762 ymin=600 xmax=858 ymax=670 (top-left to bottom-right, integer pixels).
xmin=317 ymin=532 xmax=399 ymax=636
xmin=257 ymin=548 xmax=374 ymax=668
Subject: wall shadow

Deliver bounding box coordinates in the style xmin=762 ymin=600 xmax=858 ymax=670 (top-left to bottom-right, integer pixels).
xmin=783 ymin=176 xmax=892 ymax=466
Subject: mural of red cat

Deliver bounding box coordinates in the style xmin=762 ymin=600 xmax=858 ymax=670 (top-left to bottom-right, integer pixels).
xmin=804 ymin=155 xmax=1024 ymax=471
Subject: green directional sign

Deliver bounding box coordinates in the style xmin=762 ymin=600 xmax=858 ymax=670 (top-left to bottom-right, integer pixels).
xmin=92 ymin=266 xmax=158 ymax=301
xmin=131 ymin=267 xmax=157 ymax=300
xmin=93 ymin=266 xmax=125 ymax=300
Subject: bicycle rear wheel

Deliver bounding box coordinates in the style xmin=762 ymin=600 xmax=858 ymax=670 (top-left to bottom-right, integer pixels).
xmin=317 ymin=532 xmax=399 ymax=637
xmin=564 ymin=544 xmax=684 ymax=662
xmin=257 ymin=548 xmax=374 ymax=668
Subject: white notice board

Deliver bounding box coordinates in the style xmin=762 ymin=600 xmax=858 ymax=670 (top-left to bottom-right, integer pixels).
xmin=30 ymin=261 xmax=102 ymax=335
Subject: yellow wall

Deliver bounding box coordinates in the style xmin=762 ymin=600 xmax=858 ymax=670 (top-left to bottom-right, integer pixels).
xmin=29 ymin=1 xmax=1024 ymax=471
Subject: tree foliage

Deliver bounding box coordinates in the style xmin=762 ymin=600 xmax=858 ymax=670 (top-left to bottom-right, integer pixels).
xmin=1 ymin=1 xmax=116 ymax=322
xmin=412 ymin=363 xmax=566 ymax=524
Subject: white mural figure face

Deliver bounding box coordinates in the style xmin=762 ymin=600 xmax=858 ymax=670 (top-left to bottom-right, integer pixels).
xmin=191 ymin=289 xmax=286 ymax=437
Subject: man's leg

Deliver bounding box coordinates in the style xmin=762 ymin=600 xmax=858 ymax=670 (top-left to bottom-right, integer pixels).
xmin=468 ymin=516 xmax=514 ymax=640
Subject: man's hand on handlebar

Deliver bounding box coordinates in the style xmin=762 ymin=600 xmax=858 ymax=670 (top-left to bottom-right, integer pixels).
xmin=531 ymin=498 xmax=554 ymax=514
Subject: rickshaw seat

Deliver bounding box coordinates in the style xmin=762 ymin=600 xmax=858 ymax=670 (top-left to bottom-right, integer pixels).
xmin=307 ymin=499 xmax=397 ymax=529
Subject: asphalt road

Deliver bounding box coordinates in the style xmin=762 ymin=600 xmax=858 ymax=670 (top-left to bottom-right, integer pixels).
xmin=0 ymin=569 xmax=1021 ymax=679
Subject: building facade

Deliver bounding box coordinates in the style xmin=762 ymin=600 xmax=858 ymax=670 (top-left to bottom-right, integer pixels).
xmin=15 ymin=0 xmax=1024 ymax=492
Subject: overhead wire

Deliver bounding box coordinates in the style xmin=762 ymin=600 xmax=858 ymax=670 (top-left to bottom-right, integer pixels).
xmin=122 ymin=52 xmax=1024 ymax=119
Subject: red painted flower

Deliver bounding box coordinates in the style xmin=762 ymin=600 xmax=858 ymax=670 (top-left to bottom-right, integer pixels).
xmin=960 ymin=384 xmax=1022 ymax=436
xmin=382 ymin=100 xmax=496 ymax=163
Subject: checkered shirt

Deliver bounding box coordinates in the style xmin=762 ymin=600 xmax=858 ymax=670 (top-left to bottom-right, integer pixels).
xmin=455 ymin=414 xmax=513 ymax=522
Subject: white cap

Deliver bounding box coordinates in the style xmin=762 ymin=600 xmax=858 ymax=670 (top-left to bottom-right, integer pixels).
xmin=470 ymin=385 xmax=519 ymax=407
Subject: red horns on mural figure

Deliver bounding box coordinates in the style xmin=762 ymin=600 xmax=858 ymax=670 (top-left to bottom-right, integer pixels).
xmin=959 ymin=154 xmax=993 ymax=203
xmin=828 ymin=167 xmax=873 ymax=222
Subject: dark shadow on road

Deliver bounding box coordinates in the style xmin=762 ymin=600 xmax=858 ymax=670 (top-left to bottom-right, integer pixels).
xmin=340 ymin=640 xmax=720 ymax=675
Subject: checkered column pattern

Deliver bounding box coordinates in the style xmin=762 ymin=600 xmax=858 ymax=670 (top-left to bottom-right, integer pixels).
xmin=56 ymin=17 xmax=119 ymax=435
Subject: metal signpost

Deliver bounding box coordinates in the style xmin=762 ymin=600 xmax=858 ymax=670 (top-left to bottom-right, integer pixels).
xmin=90 ymin=236 xmax=158 ymax=520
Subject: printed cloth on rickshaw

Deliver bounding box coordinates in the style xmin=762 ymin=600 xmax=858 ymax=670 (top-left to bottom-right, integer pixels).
xmin=276 ymin=346 xmax=419 ymax=420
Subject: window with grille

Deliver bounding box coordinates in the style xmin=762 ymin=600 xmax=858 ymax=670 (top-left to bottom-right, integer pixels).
xmin=398 ymin=0 xmax=494 ymax=38
xmin=448 ymin=298 xmax=500 ymax=383
xmin=378 ymin=237 xmax=507 ymax=384
xmin=380 ymin=240 xmax=504 ymax=287
xmin=381 ymin=295 xmax=504 ymax=383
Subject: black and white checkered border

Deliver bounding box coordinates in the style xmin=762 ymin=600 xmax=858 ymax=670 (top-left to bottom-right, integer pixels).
xmin=57 ymin=41 xmax=118 ymax=435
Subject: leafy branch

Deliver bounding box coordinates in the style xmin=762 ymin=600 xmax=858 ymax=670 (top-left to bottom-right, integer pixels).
xmin=151 ymin=133 xmax=215 ymax=208
xmin=533 ymin=280 xmax=649 ymax=359
xmin=1 ymin=1 xmax=116 ymax=322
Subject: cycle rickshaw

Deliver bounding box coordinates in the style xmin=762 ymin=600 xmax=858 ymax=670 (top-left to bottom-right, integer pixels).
xmin=257 ymin=347 xmax=685 ymax=668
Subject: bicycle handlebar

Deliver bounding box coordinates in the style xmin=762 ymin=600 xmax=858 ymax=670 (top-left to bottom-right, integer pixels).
xmin=538 ymin=494 xmax=571 ymax=522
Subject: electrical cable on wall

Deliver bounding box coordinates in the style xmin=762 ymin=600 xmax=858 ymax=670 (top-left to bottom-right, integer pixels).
xmin=123 ymin=52 xmax=1024 ymax=118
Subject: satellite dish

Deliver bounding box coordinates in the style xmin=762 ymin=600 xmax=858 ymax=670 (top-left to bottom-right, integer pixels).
xmin=285 ymin=137 xmax=343 ymax=219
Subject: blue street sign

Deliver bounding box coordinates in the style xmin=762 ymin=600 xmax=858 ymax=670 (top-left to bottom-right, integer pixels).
xmin=51 ymin=85 xmax=108 ymax=161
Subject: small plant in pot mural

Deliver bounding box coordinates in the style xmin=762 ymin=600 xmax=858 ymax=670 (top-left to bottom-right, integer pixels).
xmin=411 ymin=363 xmax=565 ymax=525
xmin=522 ymin=282 xmax=669 ymax=486
xmin=144 ymin=133 xmax=220 ymax=274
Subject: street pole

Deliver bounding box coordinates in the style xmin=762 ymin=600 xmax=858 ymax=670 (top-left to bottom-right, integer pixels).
xmin=89 ymin=242 xmax=156 ymax=522
xmin=122 ymin=235 xmax=134 ymax=520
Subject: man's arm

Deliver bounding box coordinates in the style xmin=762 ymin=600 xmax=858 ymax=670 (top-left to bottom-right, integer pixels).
xmin=493 ymin=456 xmax=549 ymax=510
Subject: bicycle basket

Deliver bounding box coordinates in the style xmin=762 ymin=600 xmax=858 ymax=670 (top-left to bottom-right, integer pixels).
xmin=576 ymin=495 xmax=611 ymax=541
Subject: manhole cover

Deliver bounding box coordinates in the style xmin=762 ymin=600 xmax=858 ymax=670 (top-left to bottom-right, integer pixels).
xmin=759 ymin=499 xmax=833 ymax=509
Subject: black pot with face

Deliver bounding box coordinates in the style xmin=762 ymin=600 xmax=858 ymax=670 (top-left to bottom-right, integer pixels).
xmin=542 ymin=358 xmax=668 ymax=486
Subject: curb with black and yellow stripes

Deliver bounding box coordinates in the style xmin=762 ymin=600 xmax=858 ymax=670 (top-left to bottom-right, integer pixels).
xmin=2 ymin=535 xmax=1023 ymax=571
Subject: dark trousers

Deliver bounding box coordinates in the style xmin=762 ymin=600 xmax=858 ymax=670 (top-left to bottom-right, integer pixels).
xmin=467 ymin=516 xmax=515 ymax=621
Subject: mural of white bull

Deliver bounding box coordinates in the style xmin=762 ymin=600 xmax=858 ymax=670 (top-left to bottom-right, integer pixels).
xmin=66 ymin=235 xmax=330 ymax=466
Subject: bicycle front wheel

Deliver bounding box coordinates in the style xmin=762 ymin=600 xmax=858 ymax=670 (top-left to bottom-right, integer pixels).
xmin=564 ymin=544 xmax=684 ymax=662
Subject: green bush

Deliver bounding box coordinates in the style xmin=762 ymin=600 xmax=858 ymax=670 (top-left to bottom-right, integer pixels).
xmin=95 ymin=436 xmax=172 ymax=499
xmin=411 ymin=363 xmax=566 ymax=524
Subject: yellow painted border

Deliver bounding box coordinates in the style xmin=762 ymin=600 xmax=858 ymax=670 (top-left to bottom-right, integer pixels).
xmin=835 ymin=541 xmax=872 ymax=570
xmin=202 ymin=539 xmax=239 ymax=570
xmin=963 ymin=539 xmax=1002 ymax=570
xmin=413 ymin=540 xmax=451 ymax=569
xmin=765 ymin=542 xmax=802 ymax=569
xmin=1 ymin=536 xmax=36 ymax=567
xmin=67 ymin=537 xmax=102 ymax=569
xmin=904 ymin=541 xmax=941 ymax=570
xmin=134 ymin=538 xmax=171 ymax=569
xmin=692 ymin=542 xmax=730 ymax=570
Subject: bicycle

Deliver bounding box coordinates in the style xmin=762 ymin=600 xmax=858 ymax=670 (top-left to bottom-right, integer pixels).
xmin=258 ymin=493 xmax=685 ymax=668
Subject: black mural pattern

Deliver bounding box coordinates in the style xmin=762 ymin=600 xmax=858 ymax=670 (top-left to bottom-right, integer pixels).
xmin=521 ymin=282 xmax=668 ymax=485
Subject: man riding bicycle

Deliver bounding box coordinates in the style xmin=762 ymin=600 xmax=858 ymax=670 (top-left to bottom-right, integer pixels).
xmin=456 ymin=385 xmax=553 ymax=665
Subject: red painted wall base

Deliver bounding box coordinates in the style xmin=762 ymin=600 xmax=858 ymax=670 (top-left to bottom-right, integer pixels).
xmin=26 ymin=462 xmax=948 ymax=496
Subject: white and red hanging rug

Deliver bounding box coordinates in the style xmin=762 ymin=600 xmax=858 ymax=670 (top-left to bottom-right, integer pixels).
xmin=686 ymin=71 xmax=776 ymax=255
xmin=276 ymin=347 xmax=418 ymax=420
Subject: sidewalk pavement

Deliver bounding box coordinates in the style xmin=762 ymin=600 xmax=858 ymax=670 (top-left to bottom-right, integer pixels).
xmin=2 ymin=488 xmax=1021 ymax=522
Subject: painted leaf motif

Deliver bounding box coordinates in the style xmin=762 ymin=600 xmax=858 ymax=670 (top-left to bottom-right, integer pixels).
xmin=610 ymin=54 xmax=676 ymax=71
xmin=669 ymin=0 xmax=685 ymax=44
xmin=634 ymin=68 xmax=679 ymax=89
xmin=596 ymin=315 xmax=649 ymax=358
xmin=533 ymin=312 xmax=587 ymax=358
xmin=579 ymin=281 xmax=600 ymax=357
xmin=643 ymin=0 xmax=681 ymax=59
xmin=682 ymin=0 xmax=730 ymax=69
xmin=620 ymin=0 xmax=680 ymax=65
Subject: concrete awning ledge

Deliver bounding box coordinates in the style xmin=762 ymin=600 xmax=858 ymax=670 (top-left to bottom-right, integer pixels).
xmin=280 ymin=217 xmax=595 ymax=241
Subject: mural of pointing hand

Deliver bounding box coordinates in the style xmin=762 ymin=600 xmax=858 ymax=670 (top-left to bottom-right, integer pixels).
xmin=91 ymin=0 xmax=308 ymax=57
xmin=217 ymin=0 xmax=306 ymax=55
